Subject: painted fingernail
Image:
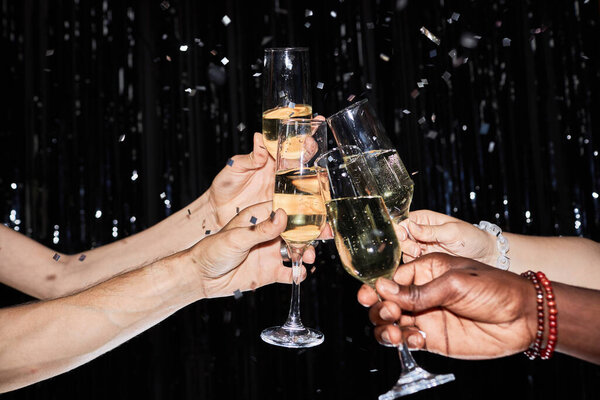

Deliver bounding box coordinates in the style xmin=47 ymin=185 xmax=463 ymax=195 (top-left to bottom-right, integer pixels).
xmin=379 ymin=307 xmax=393 ymax=321
xmin=379 ymin=279 xmax=399 ymax=295
xmin=381 ymin=331 xmax=391 ymax=344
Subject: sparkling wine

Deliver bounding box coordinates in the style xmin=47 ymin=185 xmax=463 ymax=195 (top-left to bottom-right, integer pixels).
xmin=273 ymin=168 xmax=326 ymax=246
xmin=326 ymin=196 xmax=400 ymax=285
xmin=346 ymin=149 xmax=414 ymax=222
xmin=262 ymin=104 xmax=313 ymax=159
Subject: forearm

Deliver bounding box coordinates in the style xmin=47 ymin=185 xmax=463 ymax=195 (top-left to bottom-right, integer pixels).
xmin=0 ymin=250 xmax=202 ymax=393
xmin=504 ymin=233 xmax=600 ymax=290
xmin=553 ymin=282 xmax=600 ymax=364
xmin=0 ymin=193 xmax=216 ymax=299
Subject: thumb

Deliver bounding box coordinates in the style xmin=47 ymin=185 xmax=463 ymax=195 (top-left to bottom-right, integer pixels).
xmin=226 ymin=132 xmax=269 ymax=172
xmin=408 ymin=219 xmax=457 ymax=245
xmin=227 ymin=208 xmax=287 ymax=251
xmin=375 ymin=277 xmax=452 ymax=314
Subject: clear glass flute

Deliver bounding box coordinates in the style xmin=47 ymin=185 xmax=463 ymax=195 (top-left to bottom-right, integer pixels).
xmin=260 ymin=119 xmax=327 ymax=348
xmin=315 ymin=147 xmax=455 ymax=398
xmin=262 ymin=47 xmax=312 ymax=159
xmin=327 ymin=99 xmax=414 ymax=223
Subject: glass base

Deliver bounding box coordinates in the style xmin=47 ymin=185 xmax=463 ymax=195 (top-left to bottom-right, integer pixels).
xmin=260 ymin=326 xmax=324 ymax=348
xmin=378 ymin=367 xmax=455 ymax=399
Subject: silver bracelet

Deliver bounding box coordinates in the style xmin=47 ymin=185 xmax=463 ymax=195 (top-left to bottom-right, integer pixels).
xmin=474 ymin=221 xmax=510 ymax=270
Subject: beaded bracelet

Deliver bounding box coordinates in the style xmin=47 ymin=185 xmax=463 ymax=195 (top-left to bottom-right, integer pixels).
xmin=474 ymin=221 xmax=510 ymax=270
xmin=521 ymin=270 xmax=558 ymax=360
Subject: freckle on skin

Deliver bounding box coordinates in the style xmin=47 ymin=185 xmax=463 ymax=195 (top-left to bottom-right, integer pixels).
xmin=192 ymin=259 xmax=197 ymax=264
xmin=46 ymin=274 xmax=56 ymax=281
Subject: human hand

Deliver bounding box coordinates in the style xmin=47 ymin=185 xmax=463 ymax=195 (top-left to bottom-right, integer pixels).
xmin=395 ymin=210 xmax=497 ymax=266
xmin=357 ymin=253 xmax=537 ymax=360
xmin=208 ymin=133 xmax=276 ymax=228
xmin=186 ymin=201 xmax=315 ymax=299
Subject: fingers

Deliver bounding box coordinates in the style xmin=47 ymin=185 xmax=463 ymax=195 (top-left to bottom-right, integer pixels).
xmin=226 ymin=208 xmax=288 ymax=252
xmin=375 ymin=276 xmax=451 ymax=313
xmin=226 ymin=133 xmax=269 ymax=172
xmin=303 ymin=245 xmax=316 ymax=263
xmin=407 ymin=219 xmax=455 ymax=245
xmin=357 ymin=284 xmax=379 ymax=307
xmin=394 ymin=223 xmax=422 ymax=259
xmin=222 ymin=201 xmax=273 ymax=231
xmin=318 ymin=223 xmax=334 ymax=240
xmin=368 ymin=301 xmax=401 ymax=325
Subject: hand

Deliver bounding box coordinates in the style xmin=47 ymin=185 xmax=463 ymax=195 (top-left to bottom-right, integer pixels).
xmin=357 ymin=253 xmax=537 ymax=360
xmin=395 ymin=210 xmax=497 ymax=265
xmin=208 ymin=133 xmax=276 ymax=228
xmin=185 ymin=202 xmax=315 ymax=299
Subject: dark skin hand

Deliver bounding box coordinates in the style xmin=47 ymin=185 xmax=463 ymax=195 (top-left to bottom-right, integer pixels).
xmin=357 ymin=253 xmax=600 ymax=364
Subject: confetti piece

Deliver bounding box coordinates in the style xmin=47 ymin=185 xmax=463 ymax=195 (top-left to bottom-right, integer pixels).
xmin=160 ymin=192 xmax=166 ymax=199
xmin=441 ymin=71 xmax=452 ymax=83
xmin=365 ymin=82 xmax=372 ymax=89
xmin=429 ymin=49 xmax=437 ymax=58
xmin=426 ymin=130 xmax=438 ymax=139
xmin=119 ymin=134 xmax=126 ymax=142
xmin=316 ymin=82 xmax=324 ymax=89
xmin=221 ymin=57 xmax=229 ymax=65
xmin=460 ymin=32 xmax=479 ymax=49
xmin=187 ymin=209 xmax=191 ymax=215
xmin=221 ymin=15 xmax=231 ymax=26
xmin=311 ymin=266 xmax=316 ymax=274
xmin=210 ymin=49 xmax=217 ymax=56
xmin=451 ymin=12 xmax=460 ymax=21
xmin=402 ymin=109 xmax=411 ymax=115
xmin=165 ymin=55 xmax=171 ymax=62
xmin=237 ymin=122 xmax=246 ymax=131
xmin=53 ymin=253 xmax=60 ymax=261
xmin=226 ymin=158 xmax=234 ymax=166
xmin=305 ymin=9 xmax=313 ymax=17
xmin=250 ymin=216 xmax=257 ymax=225
xmin=179 ymin=45 xmax=188 ymax=52
xmin=330 ymin=10 xmax=337 ymax=18
xmin=379 ymin=53 xmax=390 ymax=62
xmin=396 ymin=0 xmax=408 ymax=10
xmin=194 ymin=38 xmax=204 ymax=46
xmin=480 ymin=123 xmax=490 ymax=135
xmin=347 ymin=94 xmax=356 ymax=102
xmin=420 ymin=26 xmax=440 ymax=45
xmin=270 ymin=211 xmax=276 ymax=220
xmin=304 ymin=22 xmax=311 ymax=28
xmin=160 ymin=1 xmax=170 ymax=10
xmin=236 ymin=207 xmax=240 ymax=214
xmin=502 ymin=38 xmax=511 ymax=47
xmin=46 ymin=49 xmax=54 ymax=56
xmin=418 ymin=117 xmax=427 ymax=125
xmin=79 ymin=254 xmax=86 ymax=262
xmin=261 ymin=36 xmax=273 ymax=46
xmin=366 ymin=22 xmax=375 ymax=29
xmin=233 ymin=289 xmax=243 ymax=299
xmin=253 ymin=72 xmax=262 ymax=77
xmin=410 ymin=89 xmax=420 ymax=98
xmin=488 ymin=141 xmax=496 ymax=152
xmin=205 ymin=230 xmax=211 ymax=235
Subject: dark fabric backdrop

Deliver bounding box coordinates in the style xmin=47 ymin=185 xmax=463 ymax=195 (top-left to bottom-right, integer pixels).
xmin=1 ymin=0 xmax=600 ymax=399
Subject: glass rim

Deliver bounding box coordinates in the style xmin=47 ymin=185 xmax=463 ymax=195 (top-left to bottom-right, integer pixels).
xmin=264 ymin=47 xmax=309 ymax=52
xmin=281 ymin=118 xmax=326 ymax=126
xmin=314 ymin=145 xmax=362 ymax=167
xmin=326 ymin=98 xmax=370 ymax=122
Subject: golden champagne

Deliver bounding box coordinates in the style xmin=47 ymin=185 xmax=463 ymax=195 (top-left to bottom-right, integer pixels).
xmin=346 ymin=149 xmax=414 ymax=222
xmin=273 ymin=168 xmax=326 ymax=246
xmin=326 ymin=196 xmax=400 ymax=285
xmin=262 ymin=104 xmax=312 ymax=159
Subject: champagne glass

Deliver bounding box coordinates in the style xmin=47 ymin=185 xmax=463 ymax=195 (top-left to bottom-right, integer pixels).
xmin=315 ymin=147 xmax=455 ymax=398
xmin=262 ymin=48 xmax=312 ymax=159
xmin=260 ymin=119 xmax=327 ymax=348
xmin=327 ymin=99 xmax=414 ymax=222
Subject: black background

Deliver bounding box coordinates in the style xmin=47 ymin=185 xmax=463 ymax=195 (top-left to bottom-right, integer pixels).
xmin=1 ymin=0 xmax=600 ymax=399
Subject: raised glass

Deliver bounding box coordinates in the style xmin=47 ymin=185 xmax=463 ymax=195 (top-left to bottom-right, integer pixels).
xmin=262 ymin=48 xmax=312 ymax=159
xmin=260 ymin=119 xmax=327 ymax=348
xmin=315 ymin=147 xmax=455 ymax=398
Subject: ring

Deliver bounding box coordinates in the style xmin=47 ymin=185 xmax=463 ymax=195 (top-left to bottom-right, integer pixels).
xmin=280 ymin=242 xmax=290 ymax=262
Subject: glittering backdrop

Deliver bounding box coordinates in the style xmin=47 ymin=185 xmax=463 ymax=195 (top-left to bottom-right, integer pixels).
xmin=1 ymin=0 xmax=600 ymax=399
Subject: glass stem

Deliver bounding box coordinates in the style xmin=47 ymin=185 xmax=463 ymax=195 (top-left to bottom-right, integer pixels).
xmin=397 ymin=339 xmax=418 ymax=373
xmin=282 ymin=245 xmax=305 ymax=331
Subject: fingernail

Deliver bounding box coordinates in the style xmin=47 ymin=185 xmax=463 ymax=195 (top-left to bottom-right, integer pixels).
xmin=379 ymin=307 xmax=393 ymax=321
xmin=381 ymin=331 xmax=391 ymax=344
xmin=396 ymin=228 xmax=407 ymax=241
xmin=379 ymin=279 xmax=399 ymax=295
xmin=407 ymin=335 xmax=419 ymax=349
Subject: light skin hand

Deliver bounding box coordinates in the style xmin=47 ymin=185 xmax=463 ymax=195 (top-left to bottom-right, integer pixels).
xmin=208 ymin=132 xmax=276 ymax=229
xmin=357 ymin=253 xmax=537 ymax=360
xmin=395 ymin=210 xmax=497 ymax=266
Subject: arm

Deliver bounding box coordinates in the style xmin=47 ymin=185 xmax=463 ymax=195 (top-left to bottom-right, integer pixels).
xmin=397 ymin=209 xmax=600 ymax=290
xmin=357 ymin=253 xmax=600 ymax=365
xmin=0 ymin=133 xmax=275 ymax=299
xmin=0 ymin=203 xmax=305 ymax=393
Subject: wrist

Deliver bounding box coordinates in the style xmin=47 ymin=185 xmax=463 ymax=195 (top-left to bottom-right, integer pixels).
xmin=475 ymin=221 xmax=510 ymax=270
xmin=161 ymin=249 xmax=209 ymax=303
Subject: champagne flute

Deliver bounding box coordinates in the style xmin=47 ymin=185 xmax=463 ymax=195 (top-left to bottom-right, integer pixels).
xmin=315 ymin=147 xmax=455 ymax=398
xmin=262 ymin=48 xmax=312 ymax=159
xmin=327 ymin=99 xmax=414 ymax=222
xmin=260 ymin=119 xmax=327 ymax=348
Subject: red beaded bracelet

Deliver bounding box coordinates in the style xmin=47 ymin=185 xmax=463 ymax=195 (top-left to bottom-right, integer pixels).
xmin=521 ymin=270 xmax=558 ymax=360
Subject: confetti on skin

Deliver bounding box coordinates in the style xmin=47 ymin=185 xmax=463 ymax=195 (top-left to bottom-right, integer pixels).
xmin=78 ymin=254 xmax=86 ymax=262
xmin=233 ymin=289 xmax=243 ymax=299
xmin=249 ymin=216 xmax=257 ymax=225
xmin=53 ymin=253 xmax=60 ymax=261
xmin=270 ymin=211 xmax=276 ymax=220
xmin=205 ymin=230 xmax=211 ymax=235
xmin=420 ymin=26 xmax=441 ymax=45
xmin=236 ymin=207 xmax=240 ymax=214
xmin=187 ymin=209 xmax=191 ymax=215
xmin=226 ymin=158 xmax=234 ymax=167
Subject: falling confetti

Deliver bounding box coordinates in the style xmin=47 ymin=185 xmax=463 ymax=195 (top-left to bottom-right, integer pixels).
xmin=419 ymin=26 xmax=441 ymax=45
xmin=233 ymin=289 xmax=243 ymax=299
xmin=221 ymin=15 xmax=231 ymax=26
